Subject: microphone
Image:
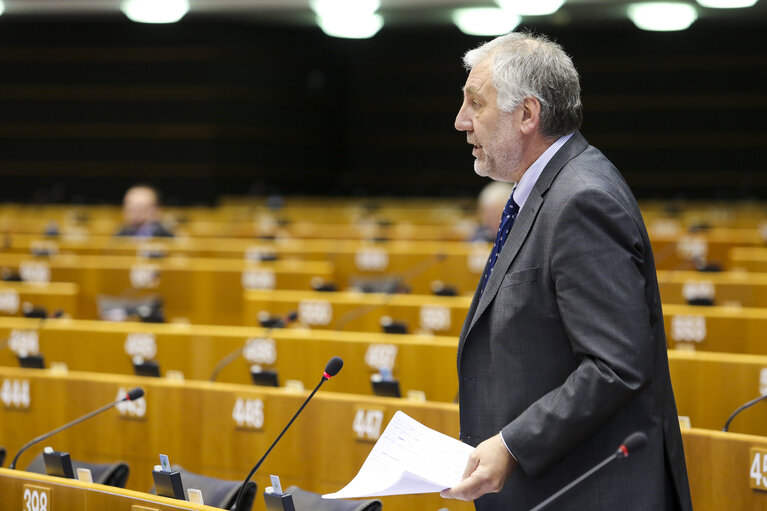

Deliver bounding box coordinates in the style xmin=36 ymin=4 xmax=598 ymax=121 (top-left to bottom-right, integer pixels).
xmin=233 ymin=357 xmax=343 ymax=510
xmin=722 ymin=394 xmax=767 ymax=432
xmin=209 ymin=311 xmax=298 ymax=382
xmin=9 ymin=387 xmax=144 ymax=470
xmin=529 ymin=431 xmax=647 ymax=511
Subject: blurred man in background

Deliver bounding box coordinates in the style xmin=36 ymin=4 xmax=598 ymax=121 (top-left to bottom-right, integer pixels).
xmin=115 ymin=184 xmax=174 ymax=238
xmin=471 ymin=181 xmax=515 ymax=242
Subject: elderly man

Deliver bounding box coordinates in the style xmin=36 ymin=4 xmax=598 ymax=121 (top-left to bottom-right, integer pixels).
xmin=441 ymin=32 xmax=692 ymax=510
xmin=115 ymin=184 xmax=174 ymax=238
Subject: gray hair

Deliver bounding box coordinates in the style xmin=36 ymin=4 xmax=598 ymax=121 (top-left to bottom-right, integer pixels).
xmin=463 ymin=32 xmax=583 ymax=139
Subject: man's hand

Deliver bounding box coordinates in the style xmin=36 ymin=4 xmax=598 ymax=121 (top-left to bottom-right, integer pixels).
xmin=440 ymin=433 xmax=517 ymax=501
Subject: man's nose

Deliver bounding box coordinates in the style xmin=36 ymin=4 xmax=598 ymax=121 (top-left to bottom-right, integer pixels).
xmin=455 ymin=105 xmax=472 ymax=132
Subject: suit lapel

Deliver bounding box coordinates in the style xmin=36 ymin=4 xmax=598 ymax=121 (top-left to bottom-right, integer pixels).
xmin=459 ymin=131 xmax=590 ymax=347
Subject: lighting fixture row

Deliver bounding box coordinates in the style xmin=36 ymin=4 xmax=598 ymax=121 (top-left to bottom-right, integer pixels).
xmin=0 ymin=0 xmax=759 ymax=37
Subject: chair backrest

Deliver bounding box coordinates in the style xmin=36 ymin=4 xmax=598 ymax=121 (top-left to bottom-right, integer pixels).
xmin=0 ymin=446 xmax=6 ymax=467
xmin=286 ymin=486 xmax=382 ymax=511
xmin=149 ymin=465 xmax=256 ymax=511
xmin=25 ymin=453 xmax=130 ymax=488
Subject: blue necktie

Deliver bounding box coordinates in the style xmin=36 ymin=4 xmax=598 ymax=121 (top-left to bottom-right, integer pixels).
xmin=480 ymin=191 xmax=519 ymax=294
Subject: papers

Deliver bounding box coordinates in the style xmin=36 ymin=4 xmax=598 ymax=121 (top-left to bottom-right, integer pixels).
xmin=323 ymin=411 xmax=474 ymax=499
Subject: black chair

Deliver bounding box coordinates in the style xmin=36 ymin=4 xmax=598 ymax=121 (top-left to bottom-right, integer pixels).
xmin=25 ymin=453 xmax=129 ymax=488
xmin=286 ymin=486 xmax=382 ymax=511
xmin=150 ymin=465 xmax=256 ymax=511
xmin=0 ymin=446 xmax=6 ymax=467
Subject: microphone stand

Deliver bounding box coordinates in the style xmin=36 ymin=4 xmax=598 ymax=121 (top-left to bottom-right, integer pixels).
xmin=232 ymin=373 xmax=331 ymax=510
xmin=722 ymin=394 xmax=767 ymax=432
xmin=10 ymin=388 xmax=144 ymax=470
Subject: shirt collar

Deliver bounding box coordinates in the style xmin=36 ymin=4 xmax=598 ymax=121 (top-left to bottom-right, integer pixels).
xmin=512 ymin=132 xmax=573 ymax=211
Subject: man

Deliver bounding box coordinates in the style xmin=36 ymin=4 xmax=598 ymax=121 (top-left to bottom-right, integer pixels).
xmin=115 ymin=184 xmax=174 ymax=238
xmin=471 ymin=181 xmax=515 ymax=242
xmin=441 ymin=33 xmax=692 ymax=510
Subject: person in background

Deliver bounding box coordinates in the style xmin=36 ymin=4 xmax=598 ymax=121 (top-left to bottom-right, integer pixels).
xmin=115 ymin=184 xmax=174 ymax=238
xmin=471 ymin=181 xmax=515 ymax=242
xmin=441 ymin=32 xmax=692 ymax=511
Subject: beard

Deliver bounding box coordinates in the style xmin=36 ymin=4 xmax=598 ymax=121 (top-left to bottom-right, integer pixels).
xmin=474 ymin=116 xmax=522 ymax=183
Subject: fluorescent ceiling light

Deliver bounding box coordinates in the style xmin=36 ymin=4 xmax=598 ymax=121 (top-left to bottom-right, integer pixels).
xmin=453 ymin=8 xmax=522 ymax=36
xmin=121 ymin=0 xmax=190 ymax=24
xmin=628 ymin=2 xmax=698 ymax=31
xmin=696 ymin=0 xmax=758 ymax=7
xmin=316 ymin=13 xmax=384 ymax=39
xmin=310 ymin=0 xmax=380 ymax=17
xmin=0 ymin=1 xmax=4 ymax=16
xmin=496 ymin=0 xmax=566 ymax=16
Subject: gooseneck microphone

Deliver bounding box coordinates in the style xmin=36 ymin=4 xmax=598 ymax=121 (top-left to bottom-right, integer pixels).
xmin=529 ymin=431 xmax=647 ymax=511
xmin=233 ymin=356 xmax=343 ymax=510
xmin=722 ymin=394 xmax=767 ymax=432
xmin=9 ymin=387 xmax=144 ymax=470
xmin=209 ymin=311 xmax=298 ymax=382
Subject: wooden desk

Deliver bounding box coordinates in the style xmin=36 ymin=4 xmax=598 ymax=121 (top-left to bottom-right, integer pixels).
xmin=682 ymin=428 xmax=767 ymax=511
xmin=0 ymin=254 xmax=331 ymax=325
xmin=0 ymin=367 xmax=472 ymax=511
xmin=668 ymin=350 xmax=767 ymax=435
xmin=650 ymin=228 xmax=765 ymax=271
xmin=243 ymin=289 xmax=472 ymax=337
xmin=0 ymin=468 xmax=216 ymax=511
xmin=0 ymin=317 xmax=460 ymax=403
xmin=0 ymin=282 xmax=78 ymax=319
xmin=657 ymin=270 xmax=767 ymax=307
xmin=663 ymin=303 xmax=767 ymax=355
xmin=0 ymin=368 xmax=766 ymax=510
xmin=729 ymin=247 xmax=767 ymax=272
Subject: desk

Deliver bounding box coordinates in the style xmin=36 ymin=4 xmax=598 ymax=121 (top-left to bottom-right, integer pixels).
xmin=0 ymin=368 xmax=765 ymax=510
xmin=0 ymin=317 xmax=459 ymax=402
xmin=0 ymin=468 xmax=215 ymax=511
xmin=0 ymin=282 xmax=78 ymax=319
xmin=682 ymin=428 xmax=767 ymax=511
xmin=243 ymin=289 xmax=472 ymax=337
xmin=650 ymin=228 xmax=764 ymax=271
xmin=663 ymin=303 xmax=767 ymax=355
xmin=0 ymin=367 xmax=472 ymax=511
xmin=0 ymin=254 xmax=331 ymax=325
xmin=658 ymin=270 xmax=767 ymax=307
xmin=729 ymin=247 xmax=767 ymax=272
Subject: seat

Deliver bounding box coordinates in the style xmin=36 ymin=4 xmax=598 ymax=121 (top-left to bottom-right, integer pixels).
xmin=150 ymin=465 xmax=256 ymax=511
xmin=25 ymin=453 xmax=129 ymax=488
xmin=286 ymin=486 xmax=382 ymax=511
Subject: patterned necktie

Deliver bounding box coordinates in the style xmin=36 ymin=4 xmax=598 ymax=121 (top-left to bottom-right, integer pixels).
xmin=480 ymin=191 xmax=519 ymax=294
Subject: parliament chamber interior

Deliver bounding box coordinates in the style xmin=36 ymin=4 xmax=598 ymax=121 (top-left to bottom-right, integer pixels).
xmin=0 ymin=1 xmax=766 ymax=510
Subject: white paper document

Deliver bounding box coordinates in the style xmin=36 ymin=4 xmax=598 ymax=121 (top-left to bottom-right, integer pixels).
xmin=323 ymin=411 xmax=474 ymax=499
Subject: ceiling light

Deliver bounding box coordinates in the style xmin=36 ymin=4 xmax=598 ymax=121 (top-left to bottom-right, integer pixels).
xmin=310 ymin=0 xmax=380 ymax=17
xmin=121 ymin=0 xmax=190 ymax=24
xmin=316 ymin=13 xmax=384 ymax=39
xmin=453 ymin=8 xmax=522 ymax=36
xmin=496 ymin=0 xmax=566 ymax=16
xmin=627 ymin=2 xmax=698 ymax=31
xmin=696 ymin=0 xmax=758 ymax=7
xmin=0 ymin=1 xmax=4 ymax=16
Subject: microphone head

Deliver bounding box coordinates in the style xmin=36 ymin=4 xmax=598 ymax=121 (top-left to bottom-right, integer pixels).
xmin=324 ymin=356 xmax=344 ymax=378
xmin=126 ymin=387 xmax=145 ymax=401
xmin=619 ymin=431 xmax=647 ymax=457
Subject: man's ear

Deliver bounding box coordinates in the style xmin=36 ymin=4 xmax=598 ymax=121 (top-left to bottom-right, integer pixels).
xmin=519 ymin=97 xmax=541 ymax=135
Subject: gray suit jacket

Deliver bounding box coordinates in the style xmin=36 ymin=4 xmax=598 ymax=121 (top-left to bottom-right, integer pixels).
xmin=457 ymin=132 xmax=692 ymax=510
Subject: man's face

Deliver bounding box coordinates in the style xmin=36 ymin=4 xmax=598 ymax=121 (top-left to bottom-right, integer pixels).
xmin=123 ymin=188 xmax=158 ymax=228
xmin=455 ymin=59 xmax=524 ymax=183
